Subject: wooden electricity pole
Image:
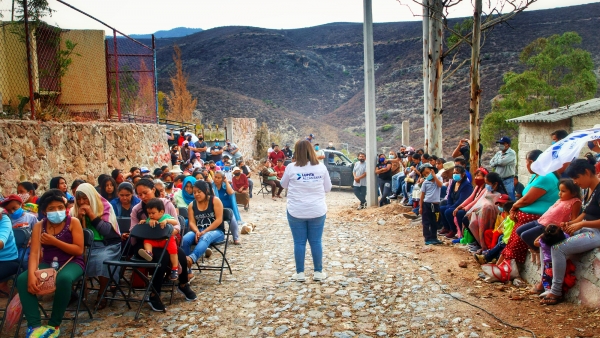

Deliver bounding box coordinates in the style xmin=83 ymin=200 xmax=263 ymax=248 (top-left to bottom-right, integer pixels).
xmin=468 ymin=0 xmax=482 ymax=175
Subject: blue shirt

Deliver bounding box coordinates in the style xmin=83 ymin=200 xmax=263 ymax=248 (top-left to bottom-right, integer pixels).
xmin=421 ymin=180 xmax=441 ymax=203
xmin=0 ymin=214 xmax=18 ymax=262
xmin=216 ymin=187 xmax=233 ymax=209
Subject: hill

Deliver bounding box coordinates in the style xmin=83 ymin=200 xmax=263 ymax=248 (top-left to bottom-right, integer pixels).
xmin=129 ymin=27 xmax=202 ymax=40
xmin=155 ymin=3 xmax=600 ymax=153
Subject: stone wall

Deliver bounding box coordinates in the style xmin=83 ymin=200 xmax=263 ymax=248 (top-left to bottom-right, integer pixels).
xmin=225 ymin=117 xmax=257 ymax=160
xmin=0 ymin=120 xmax=170 ymax=195
xmin=521 ymin=249 xmax=600 ymax=307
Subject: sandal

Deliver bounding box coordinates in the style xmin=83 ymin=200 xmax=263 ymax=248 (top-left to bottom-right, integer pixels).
xmin=95 ymin=297 xmax=108 ymax=310
xmin=233 ymin=240 xmax=241 ymax=245
xmin=540 ymin=294 xmax=563 ymax=305
xmin=186 ymin=256 xmax=193 ymax=268
xmin=528 ymin=283 xmax=544 ymax=295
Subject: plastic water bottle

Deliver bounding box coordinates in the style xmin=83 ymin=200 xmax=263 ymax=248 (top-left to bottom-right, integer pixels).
xmin=51 ymin=257 xmax=59 ymax=270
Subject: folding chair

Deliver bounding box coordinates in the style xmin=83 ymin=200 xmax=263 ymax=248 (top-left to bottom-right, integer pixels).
xmin=117 ymin=217 xmax=131 ymax=235
xmin=13 ymin=228 xmax=94 ymax=338
xmin=196 ymin=208 xmax=233 ymax=284
xmin=178 ymin=215 xmax=187 ymax=237
xmin=97 ymin=223 xmax=174 ymax=319
xmin=256 ymin=176 xmax=271 ymax=197
xmin=178 ymin=207 xmax=188 ymax=219
xmin=0 ymin=228 xmax=31 ymax=333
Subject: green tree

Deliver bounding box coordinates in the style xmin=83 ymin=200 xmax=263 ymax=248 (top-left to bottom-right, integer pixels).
xmin=481 ymin=32 xmax=597 ymax=151
xmin=158 ymin=91 xmax=167 ymax=119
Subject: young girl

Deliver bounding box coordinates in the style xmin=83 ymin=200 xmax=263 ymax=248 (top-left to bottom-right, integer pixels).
xmin=137 ymin=198 xmax=181 ymax=281
xmin=516 ymin=179 xmax=581 ymax=266
xmin=534 ymin=225 xmax=576 ymax=298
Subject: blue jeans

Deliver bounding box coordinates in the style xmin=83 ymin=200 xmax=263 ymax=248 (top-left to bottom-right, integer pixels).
xmin=182 ymin=229 xmax=225 ymax=269
xmin=287 ymin=212 xmax=326 ymax=273
xmin=392 ymin=173 xmax=405 ymax=192
xmin=353 ymin=186 xmax=367 ymax=205
xmin=503 ymin=177 xmax=515 ymax=201
xmin=378 ymin=178 xmax=392 ymax=206
xmin=248 ymin=178 xmax=254 ymax=198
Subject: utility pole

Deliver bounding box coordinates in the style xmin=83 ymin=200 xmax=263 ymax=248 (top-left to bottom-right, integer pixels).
xmin=469 ymin=0 xmax=482 ymax=176
xmin=363 ymin=0 xmax=378 ymax=207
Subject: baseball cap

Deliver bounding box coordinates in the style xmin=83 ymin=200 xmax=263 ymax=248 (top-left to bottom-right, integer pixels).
xmin=496 ymin=194 xmax=510 ymax=204
xmin=443 ymin=162 xmax=455 ymax=171
xmin=406 ymin=146 xmax=415 ymax=152
xmin=419 ymin=163 xmax=434 ymax=173
xmin=140 ymin=167 xmax=150 ymax=174
xmin=309 ymin=134 xmax=315 ymax=138
xmin=0 ymin=194 xmax=23 ymax=207
xmin=496 ymin=136 xmax=511 ymax=144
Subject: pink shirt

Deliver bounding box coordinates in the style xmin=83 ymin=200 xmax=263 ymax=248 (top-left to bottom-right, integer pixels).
xmin=538 ymin=198 xmax=580 ymax=227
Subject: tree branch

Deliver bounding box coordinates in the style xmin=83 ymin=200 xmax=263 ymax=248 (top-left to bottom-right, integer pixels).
xmin=443 ymin=58 xmax=470 ymax=81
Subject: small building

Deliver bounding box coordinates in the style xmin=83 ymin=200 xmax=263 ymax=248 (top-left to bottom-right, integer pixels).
xmin=507 ymin=97 xmax=600 ymax=183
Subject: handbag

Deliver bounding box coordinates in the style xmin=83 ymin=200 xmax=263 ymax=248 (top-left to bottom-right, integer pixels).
xmin=34 ymin=256 xmax=74 ymax=295
xmin=481 ymin=259 xmax=519 ymax=283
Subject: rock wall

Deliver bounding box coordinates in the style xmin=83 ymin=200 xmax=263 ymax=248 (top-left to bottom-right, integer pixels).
xmin=0 ymin=120 xmax=170 ymax=195
xmin=225 ymin=117 xmax=257 ymax=160
xmin=521 ymin=249 xmax=600 ymax=307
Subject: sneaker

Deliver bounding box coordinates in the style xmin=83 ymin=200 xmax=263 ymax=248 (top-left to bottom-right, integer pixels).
xmin=431 ymin=239 xmax=443 ymax=245
xmin=313 ymin=271 xmax=327 ymax=281
xmin=169 ymin=269 xmax=179 ymax=281
xmin=26 ymin=327 xmax=39 ymax=338
xmin=291 ymin=272 xmax=306 ymax=282
xmin=468 ymin=246 xmax=481 ymax=253
xmin=148 ymin=294 xmax=166 ymax=312
xmin=204 ymin=248 xmax=212 ymax=259
xmin=402 ymin=212 xmax=418 ymax=220
xmin=445 ymin=231 xmax=457 ymax=239
xmin=451 ymin=238 xmax=462 ymax=244
xmin=473 ymin=254 xmax=487 ymax=265
xmin=438 ymin=228 xmax=449 ymax=235
xmin=356 ymin=204 xmax=364 ymax=210
xmin=177 ymin=283 xmax=197 ymax=301
xmin=28 ymin=325 xmax=60 ymax=338
xmin=138 ymin=249 xmax=153 ymax=261
xmin=388 ymin=194 xmax=398 ymax=200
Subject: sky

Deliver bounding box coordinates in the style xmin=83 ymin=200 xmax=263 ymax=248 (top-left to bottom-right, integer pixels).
xmin=1 ymin=0 xmax=597 ymax=35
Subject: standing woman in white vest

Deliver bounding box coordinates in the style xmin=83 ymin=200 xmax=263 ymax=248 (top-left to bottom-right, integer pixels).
xmin=281 ymin=140 xmax=332 ymax=282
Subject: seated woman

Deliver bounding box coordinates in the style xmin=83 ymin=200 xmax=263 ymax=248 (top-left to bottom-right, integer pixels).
xmin=212 ymin=171 xmax=242 ymax=245
xmin=0 ymin=194 xmax=38 ymax=229
xmin=110 ymin=182 xmax=141 ymax=218
xmin=238 ymin=160 xmax=254 ymax=197
xmin=17 ymin=189 xmax=85 ymax=338
xmin=130 ymin=179 xmax=196 ymax=310
xmin=452 ymin=167 xmax=488 ymax=242
xmin=231 ymin=167 xmax=250 ymax=211
xmin=0 ymin=209 xmax=19 ymax=297
xmin=174 ymin=176 xmax=197 ymax=209
xmin=181 ymin=181 xmax=226 ymax=280
xmin=70 ymin=179 xmax=86 ymax=197
xmin=17 ymin=182 xmax=39 ymax=205
xmin=71 ymin=183 xmax=121 ymax=310
xmin=99 ymin=177 xmax=118 ymax=202
xmin=543 ymin=158 xmax=600 ymax=305
xmin=154 ymin=180 xmax=167 ymax=199
xmin=467 ymin=172 xmax=508 ymax=252
xmin=440 ymin=165 xmax=473 ymax=238
xmin=49 ymin=176 xmax=75 ymax=205
xmin=261 ymin=160 xmax=284 ymax=200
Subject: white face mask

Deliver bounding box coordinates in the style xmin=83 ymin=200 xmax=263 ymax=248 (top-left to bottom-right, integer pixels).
xmin=388 ymin=154 xmax=395 ymax=159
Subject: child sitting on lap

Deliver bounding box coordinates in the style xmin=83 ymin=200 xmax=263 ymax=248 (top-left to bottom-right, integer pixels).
xmin=137 ymin=198 xmax=180 ymax=280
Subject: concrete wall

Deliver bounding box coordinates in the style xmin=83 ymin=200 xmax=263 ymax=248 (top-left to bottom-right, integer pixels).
xmin=0 ymin=120 xmax=169 ymax=196
xmin=225 ymin=117 xmax=257 ymax=160
xmin=521 ymin=249 xmax=600 ymax=307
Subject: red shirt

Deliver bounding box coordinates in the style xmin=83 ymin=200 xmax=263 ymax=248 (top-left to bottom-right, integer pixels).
xmin=274 ymin=165 xmax=286 ymax=179
xmin=268 ymin=150 xmax=285 ymax=163
xmin=232 ymin=173 xmax=249 ymax=191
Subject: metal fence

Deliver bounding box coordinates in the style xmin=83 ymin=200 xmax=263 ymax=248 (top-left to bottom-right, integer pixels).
xmin=0 ymin=0 xmax=157 ymax=122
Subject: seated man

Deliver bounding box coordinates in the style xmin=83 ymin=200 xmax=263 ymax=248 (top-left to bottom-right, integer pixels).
xmin=274 ymin=159 xmax=286 ymax=180
xmin=223 ymin=139 xmax=242 ymax=165
xmin=210 ymin=139 xmax=224 ymax=163
xmin=231 ymin=167 xmax=250 ymax=211
xmin=216 ymin=155 xmax=232 ymax=168
xmin=283 ymin=144 xmax=293 ymax=159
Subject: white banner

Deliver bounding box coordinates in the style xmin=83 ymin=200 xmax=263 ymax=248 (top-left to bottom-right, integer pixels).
xmin=531 ymin=127 xmax=600 ymax=176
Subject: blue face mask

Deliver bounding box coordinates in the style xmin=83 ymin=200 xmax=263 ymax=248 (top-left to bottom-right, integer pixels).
xmin=315 ymin=146 xmax=320 ymax=151
xmin=588 ymin=141 xmax=597 ymax=151
xmin=452 ymin=174 xmax=461 ymax=181
xmin=551 ymin=141 xmax=556 ymax=145
xmin=9 ymin=207 xmax=24 ymax=220
xmin=47 ymin=210 xmax=66 ymax=224
xmin=215 ymin=142 xmax=220 ymax=147
xmin=426 ymin=173 xmax=433 ymax=181
xmin=498 ymin=206 xmax=504 ymax=213
xmin=485 ymin=184 xmax=493 ymax=192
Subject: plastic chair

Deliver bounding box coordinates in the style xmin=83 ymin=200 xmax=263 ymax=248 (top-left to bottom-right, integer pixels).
xmin=13 ymin=228 xmax=95 ymax=338
xmin=97 ymin=223 xmax=174 ymax=319
xmin=116 ymin=217 xmax=131 ymax=235
xmin=0 ymin=228 xmax=31 ymax=333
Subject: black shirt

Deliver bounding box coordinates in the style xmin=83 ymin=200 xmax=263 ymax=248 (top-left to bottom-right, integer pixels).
xmin=583 ymin=184 xmax=600 ymax=221
xmin=376 ymin=162 xmax=392 ymax=181
xmin=283 ymin=148 xmax=293 ymax=158
xmin=210 ymin=146 xmax=223 ymax=162
xmin=241 ymin=165 xmax=250 ymax=176
xmin=459 ymin=143 xmax=484 ymax=169
xmin=195 ymin=141 xmax=207 ymax=160
xmin=192 ymin=196 xmax=225 ymax=233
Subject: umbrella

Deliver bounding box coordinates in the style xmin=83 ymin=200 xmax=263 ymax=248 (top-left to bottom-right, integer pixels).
xmin=184 ymin=132 xmax=199 ymax=144
xmin=531 ymin=126 xmax=600 ymax=176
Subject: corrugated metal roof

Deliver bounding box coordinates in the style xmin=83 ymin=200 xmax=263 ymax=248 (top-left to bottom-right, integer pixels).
xmin=506 ymin=98 xmax=600 ymax=123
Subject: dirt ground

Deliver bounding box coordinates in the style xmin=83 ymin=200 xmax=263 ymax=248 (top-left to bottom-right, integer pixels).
xmin=1 ymin=189 xmax=599 ymax=338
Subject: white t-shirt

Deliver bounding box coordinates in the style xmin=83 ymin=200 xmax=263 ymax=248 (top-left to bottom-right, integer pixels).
xmin=280 ymin=162 xmax=332 ymax=219
xmin=316 ymin=149 xmax=325 ymax=164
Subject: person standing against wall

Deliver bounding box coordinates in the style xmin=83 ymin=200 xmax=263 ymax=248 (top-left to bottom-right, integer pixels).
xmin=281 ymin=140 xmax=332 ymax=282
xmin=352 ymin=152 xmax=368 ymax=210
xmin=490 ymin=136 xmax=517 ymax=200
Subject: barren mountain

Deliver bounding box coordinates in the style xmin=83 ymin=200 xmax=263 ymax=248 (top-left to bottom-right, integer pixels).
xmin=155 ymin=3 xmax=600 ymax=154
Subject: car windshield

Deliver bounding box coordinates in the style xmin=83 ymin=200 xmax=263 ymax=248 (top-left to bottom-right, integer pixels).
xmin=326 ymin=152 xmax=353 ymax=166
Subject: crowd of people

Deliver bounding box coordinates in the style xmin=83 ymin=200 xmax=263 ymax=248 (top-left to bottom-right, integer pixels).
xmin=352 ymin=130 xmax=600 ymax=305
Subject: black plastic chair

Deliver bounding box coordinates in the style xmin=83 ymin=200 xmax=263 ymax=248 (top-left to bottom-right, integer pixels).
xmin=116 ymin=217 xmax=131 ymax=235
xmin=13 ymin=228 xmax=94 ymax=338
xmin=178 ymin=207 xmax=189 ymax=219
xmin=0 ymin=228 xmax=31 ymax=333
xmin=97 ymin=223 xmax=174 ymax=319
xmin=178 ymin=215 xmax=188 ymax=238
xmin=195 ymin=208 xmax=233 ymax=284
xmin=256 ymin=176 xmax=271 ymax=197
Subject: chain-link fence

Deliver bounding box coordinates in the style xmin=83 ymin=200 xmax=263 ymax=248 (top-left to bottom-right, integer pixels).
xmin=0 ymin=0 xmax=157 ymax=122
